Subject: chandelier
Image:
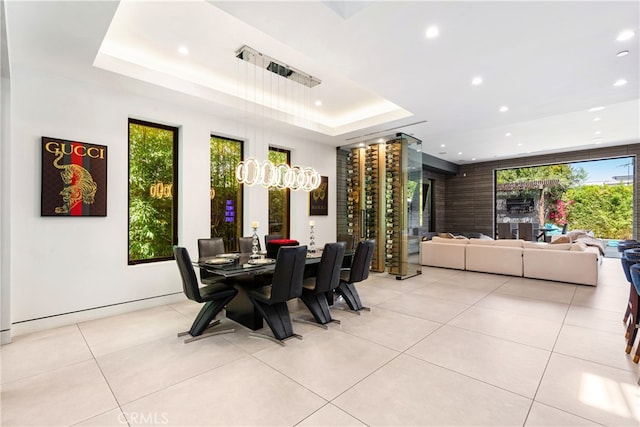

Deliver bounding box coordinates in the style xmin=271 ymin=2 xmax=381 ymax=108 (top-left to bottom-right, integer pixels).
xmin=234 ymin=45 xmax=322 ymax=192
xmin=236 ymin=158 xmax=321 ymax=192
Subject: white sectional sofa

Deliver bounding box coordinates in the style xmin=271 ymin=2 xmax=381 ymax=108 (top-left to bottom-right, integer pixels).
xmin=420 ymin=236 xmax=602 ymax=286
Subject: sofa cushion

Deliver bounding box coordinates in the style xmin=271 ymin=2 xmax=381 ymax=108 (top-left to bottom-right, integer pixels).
xmin=493 ymin=239 xmax=525 ymax=248
xmin=524 ymin=242 xmax=572 ymax=250
xmin=420 ymin=241 xmax=466 ymax=269
xmin=545 ymin=243 xmax=572 ymax=250
xmin=523 ymin=242 xmax=547 ymax=249
xmin=469 ymin=238 xmax=495 ymax=245
xmin=432 ymin=236 xmax=469 ymax=244
xmin=466 ymin=245 xmax=523 ymax=276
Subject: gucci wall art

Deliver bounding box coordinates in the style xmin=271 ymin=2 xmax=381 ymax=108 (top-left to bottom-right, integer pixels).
xmin=41 ymin=136 xmax=107 ymax=216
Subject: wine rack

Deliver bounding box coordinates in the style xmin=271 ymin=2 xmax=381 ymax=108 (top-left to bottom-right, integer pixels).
xmin=339 ymin=133 xmax=422 ymax=278
xmin=385 ymin=140 xmax=406 ymax=275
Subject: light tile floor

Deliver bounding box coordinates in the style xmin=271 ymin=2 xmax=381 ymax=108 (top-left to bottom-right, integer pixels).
xmin=2 ymin=258 xmax=640 ymax=426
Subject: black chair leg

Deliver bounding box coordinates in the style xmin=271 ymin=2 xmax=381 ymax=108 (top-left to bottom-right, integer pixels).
xmin=336 ymin=281 xmax=365 ymax=311
xmin=300 ymin=291 xmax=334 ymax=325
xmin=250 ymin=299 xmax=299 ymax=341
xmin=188 ymin=295 xmax=234 ymax=337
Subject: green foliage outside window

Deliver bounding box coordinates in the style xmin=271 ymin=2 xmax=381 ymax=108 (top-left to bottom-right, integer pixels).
xmin=268 ymin=148 xmax=290 ymax=236
xmin=210 ymin=136 xmax=243 ymax=251
xmin=496 ymin=162 xmax=633 ymax=239
xmin=566 ymin=184 xmax=633 ymax=239
xmin=128 ymin=120 xmax=177 ymax=264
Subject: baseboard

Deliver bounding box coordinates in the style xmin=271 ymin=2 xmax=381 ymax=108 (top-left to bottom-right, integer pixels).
xmin=8 ymin=293 xmax=186 ymax=340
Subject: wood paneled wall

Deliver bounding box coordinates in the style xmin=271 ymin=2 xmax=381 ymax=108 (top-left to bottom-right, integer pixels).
xmin=440 ymin=144 xmax=640 ymax=239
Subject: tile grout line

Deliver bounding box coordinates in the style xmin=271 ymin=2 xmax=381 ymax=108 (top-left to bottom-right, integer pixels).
xmin=74 ymin=322 xmax=131 ymax=427
xmin=521 ymin=284 xmax=607 ymax=427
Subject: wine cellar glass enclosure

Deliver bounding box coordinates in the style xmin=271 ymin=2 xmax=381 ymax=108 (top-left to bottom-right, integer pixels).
xmin=337 ymin=133 xmax=422 ymax=279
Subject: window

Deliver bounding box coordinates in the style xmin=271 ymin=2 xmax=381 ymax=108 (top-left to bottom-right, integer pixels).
xmin=128 ymin=119 xmax=178 ymax=264
xmin=210 ymin=135 xmax=243 ymax=251
xmin=268 ymin=147 xmax=290 ymax=237
xmin=495 ymin=157 xmax=634 ymax=240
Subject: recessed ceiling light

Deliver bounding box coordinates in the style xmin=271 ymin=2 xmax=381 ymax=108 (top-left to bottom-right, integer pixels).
xmin=314 ymin=100 xmax=322 ymax=107
xmin=358 ymin=143 xmax=365 ymax=147
xmin=595 ymin=131 xmax=601 ymax=135
xmin=588 ymin=106 xmax=605 ymax=112
xmin=458 ymin=152 xmax=463 ymax=155
xmin=617 ymin=30 xmax=635 ymax=41
xmin=178 ymin=46 xmax=189 ymax=55
xmin=614 ymin=79 xmax=627 ymax=87
xmin=593 ymin=117 xmax=601 ymax=122
xmin=471 ymin=158 xmax=476 ymax=161
xmin=499 ymin=106 xmax=509 ymax=112
xmin=518 ymin=143 xmax=524 ymax=147
xmin=377 ymin=138 xmax=385 ymax=143
xmin=440 ymin=144 xmax=446 ymax=148
xmin=505 ymin=133 xmax=511 ymax=137
xmin=425 ymin=26 xmax=439 ymax=39
xmin=471 ymin=76 xmax=483 ymax=85
xmin=617 ymin=50 xmax=630 ymax=57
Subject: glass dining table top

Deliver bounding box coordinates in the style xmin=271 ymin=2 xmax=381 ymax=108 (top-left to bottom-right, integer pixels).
xmin=196 ymin=250 xmax=325 ymax=278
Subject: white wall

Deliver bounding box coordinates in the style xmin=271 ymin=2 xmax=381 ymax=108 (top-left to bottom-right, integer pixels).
xmin=1 ymin=0 xmax=12 ymax=344
xmin=7 ymin=65 xmax=337 ymax=335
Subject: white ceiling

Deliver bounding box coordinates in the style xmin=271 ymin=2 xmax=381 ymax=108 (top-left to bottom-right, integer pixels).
xmin=7 ymin=0 xmax=640 ymax=165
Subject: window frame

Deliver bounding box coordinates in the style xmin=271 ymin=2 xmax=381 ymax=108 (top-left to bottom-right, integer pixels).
xmin=209 ymin=134 xmax=244 ymax=252
xmin=127 ymin=118 xmax=179 ymax=265
xmin=268 ymin=146 xmax=291 ymax=237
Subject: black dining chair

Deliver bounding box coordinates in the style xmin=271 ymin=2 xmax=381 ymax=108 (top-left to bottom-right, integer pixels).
xmin=197 ymin=237 xmax=226 ymax=282
xmin=298 ymin=242 xmax=346 ymax=328
xmin=238 ymin=236 xmax=259 ymax=254
xmin=337 ymin=233 xmax=355 ymax=251
xmin=518 ymin=222 xmax=534 ymax=241
xmin=627 ymin=264 xmax=640 ymax=363
xmin=264 ymin=233 xmax=283 ymax=247
xmin=335 ymin=239 xmax=375 ymax=313
xmin=173 ymin=246 xmax=237 ymax=343
xmin=246 ymin=245 xmax=307 ymax=345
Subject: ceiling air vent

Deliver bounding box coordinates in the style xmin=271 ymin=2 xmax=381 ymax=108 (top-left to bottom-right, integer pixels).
xmin=236 ymin=45 xmax=321 ymax=88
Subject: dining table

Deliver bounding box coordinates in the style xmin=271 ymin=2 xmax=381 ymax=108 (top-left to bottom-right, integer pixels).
xmin=197 ymin=249 xmax=345 ymax=330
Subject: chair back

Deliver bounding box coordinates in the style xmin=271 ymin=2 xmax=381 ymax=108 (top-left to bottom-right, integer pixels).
xmin=348 ymin=239 xmax=375 ymax=284
xmin=198 ymin=237 xmax=225 ymax=258
xmin=315 ymin=242 xmax=346 ymax=293
xmin=497 ymin=223 xmax=512 ymax=239
xmin=173 ymin=246 xmax=204 ymax=303
xmin=264 ymin=234 xmax=283 ymax=247
xmin=518 ymin=223 xmax=533 ymax=241
xmin=622 ymin=248 xmax=640 ymax=283
xmin=269 ymin=245 xmax=307 ymax=303
xmin=337 ymin=234 xmax=355 ymax=251
xmin=198 ymin=237 xmax=226 ymax=282
xmin=239 ymin=236 xmax=258 ymax=253
xmin=630 ymin=263 xmax=640 ymax=295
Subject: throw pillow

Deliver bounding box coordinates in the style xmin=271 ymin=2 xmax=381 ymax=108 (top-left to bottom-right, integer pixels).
xmin=551 ymin=235 xmax=571 ymax=244
xmin=570 ymin=242 xmax=587 ymax=252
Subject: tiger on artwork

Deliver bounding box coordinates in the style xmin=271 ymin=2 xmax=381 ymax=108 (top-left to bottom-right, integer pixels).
xmin=53 ymin=150 xmax=98 ymax=214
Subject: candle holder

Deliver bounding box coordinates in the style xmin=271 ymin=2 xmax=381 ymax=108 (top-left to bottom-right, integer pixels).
xmin=251 ymin=226 xmax=260 ymax=259
xmin=309 ymin=224 xmax=316 ymax=253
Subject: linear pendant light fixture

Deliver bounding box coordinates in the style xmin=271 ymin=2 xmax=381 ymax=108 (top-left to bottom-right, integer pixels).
xmin=234 ymin=45 xmax=321 ymax=191
xmin=235 ymin=45 xmax=321 ymax=88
